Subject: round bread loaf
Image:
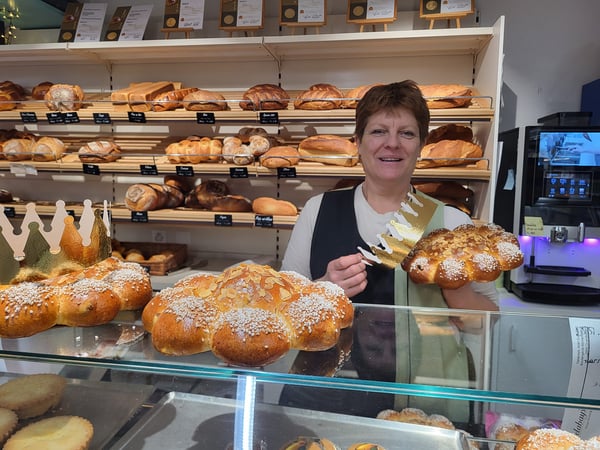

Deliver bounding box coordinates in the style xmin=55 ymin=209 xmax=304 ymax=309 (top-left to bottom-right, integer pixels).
xmin=237 ymin=126 xmax=268 ymax=143
xmin=125 ymin=183 xmax=167 ymax=211
xmin=143 ymin=263 xmax=354 ymax=366
xmin=44 ymin=84 xmax=84 ymax=111
xmin=31 ymin=136 xmax=66 ymax=162
xmin=31 ymin=81 xmax=54 ymax=100
xmin=418 ymin=84 xmax=473 ymax=109
xmin=294 ymin=83 xmax=344 ymax=110
xmin=191 ymin=179 xmax=230 ymax=209
xmin=252 ymin=197 xmax=298 ymax=216
xmin=0 ymin=282 xmax=58 ymax=338
xmin=78 ymin=140 xmax=121 ymax=163
xmin=4 ymin=415 xmax=93 ymax=450
xmin=515 ymin=429 xmax=582 ymax=450
xmin=182 ymin=88 xmax=229 ymax=111
xmin=239 ymin=83 xmax=290 ymax=111
xmin=417 ymin=139 xmax=483 ymax=169
xmin=298 ymin=134 xmax=358 ymax=167
xmin=400 ymin=223 xmax=523 ymax=289
xmin=211 ymin=194 xmax=253 ymax=212
xmin=259 ymin=145 xmax=300 ymax=168
xmin=247 ymin=134 xmax=271 ymax=156
xmin=163 ymin=174 xmax=194 ymax=194
xmin=3 ymin=138 xmax=35 ymax=161
xmin=341 ymin=83 xmax=382 ymax=109
xmin=425 ymin=123 xmax=474 ymax=145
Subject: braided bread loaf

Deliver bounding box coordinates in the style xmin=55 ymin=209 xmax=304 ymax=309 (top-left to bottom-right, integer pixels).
xmin=142 ymin=263 xmax=354 ymax=367
xmin=401 ymin=223 xmax=523 ymax=289
xmin=0 ymin=257 xmax=153 ymax=338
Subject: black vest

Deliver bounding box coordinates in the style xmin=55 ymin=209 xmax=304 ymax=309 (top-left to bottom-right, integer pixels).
xmin=310 ymin=187 xmax=394 ymax=304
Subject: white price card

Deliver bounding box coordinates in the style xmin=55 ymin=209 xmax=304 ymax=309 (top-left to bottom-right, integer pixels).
xmin=366 ymin=0 xmax=396 ymax=20
xmin=440 ymin=0 xmax=472 ymax=14
xmin=236 ymin=0 xmax=263 ymax=27
xmin=298 ymin=0 xmax=325 ymax=22
xmin=74 ymin=3 xmax=107 ymax=42
xmin=562 ymin=318 xmax=600 ymax=439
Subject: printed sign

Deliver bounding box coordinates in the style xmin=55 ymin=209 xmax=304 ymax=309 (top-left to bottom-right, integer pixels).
xmin=105 ymin=5 xmax=153 ymax=41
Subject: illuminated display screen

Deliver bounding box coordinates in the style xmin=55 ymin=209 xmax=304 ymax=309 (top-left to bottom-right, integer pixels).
xmin=538 ymin=131 xmax=600 ymax=166
xmin=543 ymin=172 xmax=592 ymax=200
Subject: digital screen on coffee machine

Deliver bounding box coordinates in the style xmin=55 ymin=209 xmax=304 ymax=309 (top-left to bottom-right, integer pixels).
xmin=538 ymin=131 xmax=600 ymax=166
xmin=543 ymin=171 xmax=592 ymax=200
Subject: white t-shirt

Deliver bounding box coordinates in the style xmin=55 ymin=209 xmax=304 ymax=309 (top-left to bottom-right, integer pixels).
xmin=281 ymin=184 xmax=499 ymax=303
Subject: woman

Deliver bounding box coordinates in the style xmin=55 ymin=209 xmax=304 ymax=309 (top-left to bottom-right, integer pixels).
xmin=281 ymin=80 xmax=498 ymax=310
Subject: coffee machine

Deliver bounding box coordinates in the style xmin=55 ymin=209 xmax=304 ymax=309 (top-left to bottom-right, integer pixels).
xmin=501 ymin=125 xmax=600 ymax=304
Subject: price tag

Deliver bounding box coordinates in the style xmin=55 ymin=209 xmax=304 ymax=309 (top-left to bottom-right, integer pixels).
xmin=3 ymin=206 xmax=16 ymax=218
xmin=63 ymin=112 xmax=80 ymax=124
xmin=196 ymin=112 xmax=216 ymax=124
xmin=93 ymin=112 xmax=112 ymax=124
xmin=20 ymin=112 xmax=38 ymax=123
xmin=260 ymin=112 xmax=279 ymax=124
xmin=131 ymin=211 xmax=149 ymax=223
xmin=82 ymin=164 xmax=101 ymax=175
xmin=46 ymin=112 xmax=65 ymax=124
xmin=277 ymin=167 xmax=297 ymax=178
xmin=140 ymin=164 xmax=158 ymax=175
xmin=214 ymin=214 xmax=233 ymax=226
xmin=255 ymin=214 xmax=273 ymax=228
xmin=229 ymin=167 xmax=248 ymax=178
xmin=176 ymin=166 xmax=195 ymax=176
xmin=128 ymin=111 xmax=146 ymax=123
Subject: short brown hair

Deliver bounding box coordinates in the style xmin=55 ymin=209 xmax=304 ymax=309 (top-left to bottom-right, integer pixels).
xmin=354 ymin=80 xmax=430 ymax=145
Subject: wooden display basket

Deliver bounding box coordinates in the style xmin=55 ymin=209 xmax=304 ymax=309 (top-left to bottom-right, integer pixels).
xmin=118 ymin=242 xmax=188 ymax=275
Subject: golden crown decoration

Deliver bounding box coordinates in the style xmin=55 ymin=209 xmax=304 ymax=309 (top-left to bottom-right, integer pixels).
xmin=0 ymin=200 xmax=112 ymax=284
xmin=357 ymin=190 xmax=438 ymax=269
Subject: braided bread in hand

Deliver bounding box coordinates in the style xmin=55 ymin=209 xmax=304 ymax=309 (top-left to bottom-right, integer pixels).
xmin=142 ymin=263 xmax=354 ymax=367
xmin=401 ymin=223 xmax=523 ymax=290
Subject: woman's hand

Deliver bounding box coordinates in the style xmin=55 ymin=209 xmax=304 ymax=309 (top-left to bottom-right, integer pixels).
xmin=318 ymin=253 xmax=368 ymax=298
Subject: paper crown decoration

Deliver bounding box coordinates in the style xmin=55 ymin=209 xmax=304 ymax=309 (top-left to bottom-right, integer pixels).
xmin=0 ymin=200 xmax=112 ymax=284
xmin=358 ymin=190 xmax=438 ymax=269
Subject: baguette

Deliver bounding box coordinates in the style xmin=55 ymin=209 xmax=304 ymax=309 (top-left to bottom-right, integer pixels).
xmin=298 ymin=134 xmax=358 ymax=167
xmin=152 ymin=87 xmax=199 ymax=112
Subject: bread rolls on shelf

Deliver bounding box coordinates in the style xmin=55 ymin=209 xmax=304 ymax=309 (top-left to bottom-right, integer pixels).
xmin=259 ymin=145 xmax=300 ymax=168
xmin=298 ymin=134 xmax=358 ymax=167
xmin=252 ymin=197 xmax=298 ymax=216
xmin=31 ymin=137 xmax=66 ymax=162
xmin=294 ymin=83 xmax=344 ymax=110
xmin=416 ymin=139 xmax=483 ymax=168
xmin=44 ymin=84 xmax=84 ymax=111
xmin=239 ymin=83 xmax=290 ymax=111
xmin=182 ymin=89 xmax=229 ymax=111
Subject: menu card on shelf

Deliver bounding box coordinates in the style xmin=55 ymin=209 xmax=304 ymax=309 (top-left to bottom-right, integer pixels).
xmin=105 ymin=5 xmax=153 ymax=41
xmin=59 ymin=2 xmax=108 ymax=42
xmin=163 ymin=0 xmax=206 ymax=30
xmin=347 ymin=0 xmax=397 ymax=23
xmin=562 ymin=318 xmax=600 ymax=439
xmin=280 ymin=0 xmax=326 ymax=26
xmin=220 ymin=0 xmax=264 ymax=30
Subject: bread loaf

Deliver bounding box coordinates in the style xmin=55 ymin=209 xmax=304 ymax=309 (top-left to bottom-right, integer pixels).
xmin=31 ymin=81 xmax=54 ymax=100
xmin=425 ymin=124 xmax=474 ymax=145
xmin=259 ymin=145 xmax=300 ymax=168
xmin=211 ymin=194 xmax=253 ymax=212
xmin=418 ymin=84 xmax=473 ymax=109
xmin=44 ymin=84 xmax=84 ymax=111
xmin=2 ymin=138 xmax=35 ymax=161
xmin=0 ymin=81 xmax=23 ymax=111
xmin=143 ymin=263 xmax=354 ymax=366
xmin=78 ymin=140 xmax=121 ymax=163
xmin=401 ymin=223 xmax=523 ymax=289
xmin=298 ymin=134 xmax=358 ymax=167
xmin=182 ymin=89 xmax=229 ymax=111
xmin=151 ymin=87 xmax=199 ymax=111
xmin=239 ymin=84 xmax=290 ymax=111
xmin=125 ymin=183 xmax=168 ymax=211
xmin=294 ymin=83 xmax=344 ymax=110
xmin=515 ymin=429 xmax=583 ymax=450
xmin=186 ymin=179 xmax=230 ymax=209
xmin=222 ymin=136 xmax=254 ymax=165
xmin=252 ymin=197 xmax=298 ymax=216
xmin=126 ymin=81 xmax=176 ymax=112
xmin=417 ymin=139 xmax=483 ymax=168
xmin=31 ymin=137 xmax=66 ymax=162
xmin=341 ymin=83 xmax=382 ymax=109
xmin=0 ymin=257 xmax=152 ymax=337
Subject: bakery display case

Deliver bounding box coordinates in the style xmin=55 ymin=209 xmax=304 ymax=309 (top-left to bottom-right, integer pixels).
xmin=1 ymin=304 xmax=599 ymax=448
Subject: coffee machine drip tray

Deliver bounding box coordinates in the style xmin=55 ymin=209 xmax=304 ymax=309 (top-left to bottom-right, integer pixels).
xmin=512 ymin=282 xmax=600 ymax=305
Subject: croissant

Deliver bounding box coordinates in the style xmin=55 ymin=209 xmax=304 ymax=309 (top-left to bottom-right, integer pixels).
xmin=142 ymin=263 xmax=354 ymax=367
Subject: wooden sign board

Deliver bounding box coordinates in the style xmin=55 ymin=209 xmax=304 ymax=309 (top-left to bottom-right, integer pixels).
xmin=219 ymin=0 xmax=265 ymax=31
xmin=280 ymin=0 xmax=327 ymax=28
xmin=419 ymin=0 xmax=474 ymax=20
xmin=347 ymin=0 xmax=397 ymax=25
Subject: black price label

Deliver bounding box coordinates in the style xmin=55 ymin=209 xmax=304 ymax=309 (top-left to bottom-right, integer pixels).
xmin=20 ymin=112 xmax=38 ymax=123
xmin=93 ymin=112 xmax=112 ymax=124
xmin=128 ymin=111 xmax=146 ymax=123
xmin=277 ymin=167 xmax=297 ymax=178
xmin=260 ymin=112 xmax=279 ymax=124
xmin=131 ymin=211 xmax=149 ymax=223
xmin=214 ymin=214 xmax=233 ymax=226
xmin=229 ymin=167 xmax=248 ymax=178
xmin=140 ymin=164 xmax=158 ymax=175
xmin=3 ymin=206 xmax=15 ymax=218
xmin=255 ymin=215 xmax=273 ymax=228
xmin=63 ymin=112 xmax=80 ymax=124
xmin=46 ymin=112 xmax=65 ymax=124
xmin=176 ymin=166 xmax=194 ymax=176
xmin=196 ymin=112 xmax=216 ymax=124
xmin=82 ymin=164 xmax=100 ymax=175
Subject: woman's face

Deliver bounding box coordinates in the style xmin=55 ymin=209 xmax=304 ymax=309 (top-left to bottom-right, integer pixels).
xmin=356 ymin=107 xmax=422 ymax=184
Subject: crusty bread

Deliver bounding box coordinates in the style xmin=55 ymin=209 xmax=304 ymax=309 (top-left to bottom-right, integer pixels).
xmin=211 ymin=194 xmax=253 ymax=212
xmin=252 ymin=197 xmax=298 ymax=216
xmin=125 ymin=183 xmax=168 ymax=211
xmin=341 ymin=83 xmax=382 ymax=108
xmin=2 ymin=138 xmax=35 ymax=161
xmin=78 ymin=140 xmax=121 ymax=163
xmin=31 ymin=81 xmax=54 ymax=100
xmin=182 ymin=89 xmax=229 ymax=111
xmin=417 ymin=139 xmax=483 ymax=168
xmin=298 ymin=134 xmax=358 ymax=166
xmin=418 ymin=84 xmax=473 ymax=109
xmin=239 ymin=83 xmax=290 ymax=111
xmin=259 ymin=145 xmax=300 ymax=168
xmin=401 ymin=223 xmax=523 ymax=289
xmin=294 ymin=83 xmax=344 ymax=110
xmin=425 ymin=124 xmax=474 ymax=145
xmin=31 ymin=136 xmax=66 ymax=162
xmin=151 ymin=87 xmax=199 ymax=111
xmin=44 ymin=84 xmax=84 ymax=111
